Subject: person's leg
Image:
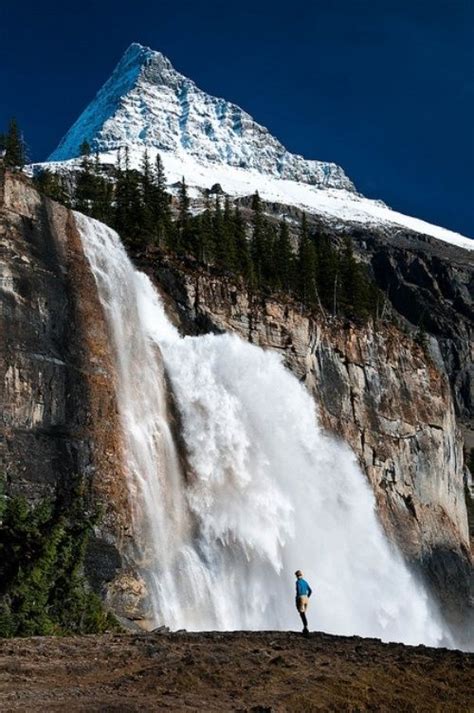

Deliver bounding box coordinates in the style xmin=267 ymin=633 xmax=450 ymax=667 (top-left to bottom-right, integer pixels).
xmin=297 ymin=597 xmax=309 ymax=631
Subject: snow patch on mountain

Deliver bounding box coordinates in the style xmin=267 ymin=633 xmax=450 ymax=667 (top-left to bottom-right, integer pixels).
xmin=45 ymin=148 xmax=474 ymax=252
xmin=48 ymin=43 xmax=353 ymax=190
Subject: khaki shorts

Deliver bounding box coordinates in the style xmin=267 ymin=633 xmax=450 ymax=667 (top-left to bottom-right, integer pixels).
xmin=296 ymin=595 xmax=309 ymax=613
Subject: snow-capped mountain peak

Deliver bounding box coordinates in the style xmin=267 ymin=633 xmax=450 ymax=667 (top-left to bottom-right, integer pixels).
xmin=45 ymin=43 xmax=472 ymax=252
xmin=48 ymin=43 xmax=354 ymax=190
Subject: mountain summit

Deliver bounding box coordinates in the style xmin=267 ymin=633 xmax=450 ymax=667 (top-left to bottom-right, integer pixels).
xmin=49 ymin=43 xmax=353 ymax=189
xmin=47 ymin=43 xmax=472 ymax=250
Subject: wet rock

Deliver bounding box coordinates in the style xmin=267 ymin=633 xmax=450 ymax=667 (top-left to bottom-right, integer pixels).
xmin=106 ymin=572 xmax=153 ymax=623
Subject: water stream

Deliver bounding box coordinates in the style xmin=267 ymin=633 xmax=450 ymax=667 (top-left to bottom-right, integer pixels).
xmin=76 ymin=212 xmax=449 ymax=646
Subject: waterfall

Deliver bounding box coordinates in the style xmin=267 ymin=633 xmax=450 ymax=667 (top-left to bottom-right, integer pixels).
xmin=75 ymin=212 xmax=450 ymax=646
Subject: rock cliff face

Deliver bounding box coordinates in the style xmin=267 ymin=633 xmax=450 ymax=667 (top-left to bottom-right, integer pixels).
xmin=152 ymin=258 xmax=473 ymax=637
xmin=258 ymin=204 xmax=474 ymax=434
xmin=349 ymin=223 xmax=474 ymax=429
xmin=0 ymin=170 xmax=142 ymax=619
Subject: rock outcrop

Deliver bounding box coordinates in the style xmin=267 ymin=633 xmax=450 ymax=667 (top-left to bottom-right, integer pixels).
xmin=152 ymin=257 xmax=473 ymax=639
xmin=0 ymin=170 xmax=141 ymax=616
xmin=258 ymin=203 xmax=474 ymax=435
xmin=350 ymin=223 xmax=474 ymax=428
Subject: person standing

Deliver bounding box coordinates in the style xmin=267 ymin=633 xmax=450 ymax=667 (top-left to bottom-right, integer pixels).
xmin=295 ymin=569 xmax=312 ymax=635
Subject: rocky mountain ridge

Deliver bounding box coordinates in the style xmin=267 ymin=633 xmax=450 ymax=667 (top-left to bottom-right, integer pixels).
xmin=49 ymin=43 xmax=353 ymax=189
xmin=44 ymin=43 xmax=473 ymax=251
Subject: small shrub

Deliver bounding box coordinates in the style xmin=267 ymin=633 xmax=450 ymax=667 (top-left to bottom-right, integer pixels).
xmin=0 ymin=475 xmax=117 ymax=637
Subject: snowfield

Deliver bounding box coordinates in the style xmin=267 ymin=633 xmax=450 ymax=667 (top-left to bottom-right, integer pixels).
xmin=45 ymin=147 xmax=474 ymax=252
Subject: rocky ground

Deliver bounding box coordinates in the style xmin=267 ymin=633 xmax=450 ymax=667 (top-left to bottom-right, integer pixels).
xmin=0 ymin=631 xmax=472 ymax=712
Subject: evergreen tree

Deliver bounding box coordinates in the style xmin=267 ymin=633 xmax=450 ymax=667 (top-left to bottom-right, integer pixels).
xmin=155 ymin=152 xmax=167 ymax=195
xmin=176 ymin=177 xmax=191 ymax=253
xmin=112 ymin=148 xmax=123 ymax=224
xmin=212 ymin=195 xmax=224 ymax=263
xmin=250 ymin=191 xmax=266 ymax=286
xmin=58 ymin=139 xmax=381 ymax=325
xmin=224 ymin=197 xmax=237 ymax=270
xmin=113 ymin=147 xmax=143 ymax=245
xmin=275 ymin=220 xmax=294 ymax=292
xmin=4 ymin=118 xmax=25 ymax=168
xmin=0 ymin=475 xmax=115 ymax=637
xmin=314 ymin=231 xmax=338 ymax=310
xmin=140 ymin=150 xmax=155 ymax=239
xmin=74 ymin=140 xmax=96 ymax=214
xmin=264 ymin=222 xmax=279 ymax=288
xmin=152 ymin=153 xmax=172 ymax=247
xmin=195 ymin=197 xmax=215 ymax=264
xmin=215 ymin=197 xmax=236 ymax=270
xmin=90 ymin=152 xmax=113 ymax=223
xmin=33 ymin=168 xmax=70 ymax=205
xmin=233 ymin=206 xmax=252 ymax=280
xmin=338 ymin=235 xmax=370 ymax=317
xmin=297 ymin=213 xmax=318 ymax=306
xmin=80 ymin=139 xmax=91 ymax=156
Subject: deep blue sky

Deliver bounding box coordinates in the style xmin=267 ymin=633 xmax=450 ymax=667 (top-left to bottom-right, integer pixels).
xmin=1 ymin=0 xmax=472 ymax=235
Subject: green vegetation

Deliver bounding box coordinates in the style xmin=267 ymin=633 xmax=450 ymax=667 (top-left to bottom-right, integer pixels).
xmin=33 ymin=167 xmax=70 ymax=205
xmin=0 ymin=475 xmax=116 ymax=637
xmin=62 ymin=146 xmax=381 ymax=319
xmin=0 ymin=118 xmax=26 ymax=169
xmin=9 ymin=117 xmax=382 ymax=320
xmin=465 ymin=449 xmax=474 ymax=541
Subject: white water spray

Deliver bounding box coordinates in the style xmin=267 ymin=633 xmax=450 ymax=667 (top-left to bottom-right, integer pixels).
xmin=76 ymin=212 xmax=450 ymax=646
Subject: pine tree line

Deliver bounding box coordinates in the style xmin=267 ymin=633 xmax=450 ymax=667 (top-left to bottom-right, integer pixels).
xmin=165 ymin=185 xmax=379 ymax=319
xmin=32 ymin=139 xmax=380 ymax=320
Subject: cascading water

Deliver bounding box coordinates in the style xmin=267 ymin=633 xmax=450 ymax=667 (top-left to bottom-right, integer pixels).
xmin=76 ymin=212 xmax=451 ymax=647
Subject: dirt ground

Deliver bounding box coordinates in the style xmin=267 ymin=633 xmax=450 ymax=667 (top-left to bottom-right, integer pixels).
xmin=0 ymin=631 xmax=472 ymax=712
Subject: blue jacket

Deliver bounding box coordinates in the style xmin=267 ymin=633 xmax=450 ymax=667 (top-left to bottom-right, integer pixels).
xmin=296 ymin=578 xmax=312 ymax=597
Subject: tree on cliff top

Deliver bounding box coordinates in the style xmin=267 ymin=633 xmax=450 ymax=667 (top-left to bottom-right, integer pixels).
xmin=297 ymin=213 xmax=318 ymax=307
xmin=1 ymin=118 xmax=26 ymax=169
xmin=33 ymin=168 xmax=70 ymax=206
